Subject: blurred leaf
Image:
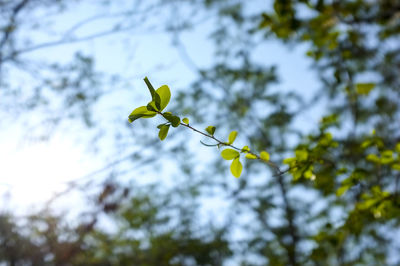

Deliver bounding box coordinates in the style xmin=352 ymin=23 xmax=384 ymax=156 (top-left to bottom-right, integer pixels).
xmin=241 ymin=146 xmax=250 ymax=153
xmin=260 ymin=151 xmax=270 ymax=161
xmin=336 ymin=184 xmax=351 ymax=196
xmin=356 ymin=83 xmax=375 ymax=95
xmin=366 ymin=154 xmax=380 ymax=164
xmin=245 ymin=153 xmax=257 ymax=159
xmin=396 ymin=143 xmax=400 ymax=153
xmin=295 ymin=149 xmax=308 ymax=161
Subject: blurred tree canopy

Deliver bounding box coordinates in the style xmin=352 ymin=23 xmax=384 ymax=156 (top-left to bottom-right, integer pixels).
xmin=1 ymin=0 xmax=400 ymax=265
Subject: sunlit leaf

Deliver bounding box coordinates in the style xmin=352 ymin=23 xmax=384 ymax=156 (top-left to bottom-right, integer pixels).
xmin=128 ymin=106 xmax=157 ymax=123
xmin=205 ymin=126 xmax=216 ymax=135
xmin=146 ymin=101 xmax=158 ymax=112
xmin=158 ymin=124 xmax=170 ymax=141
xmin=381 ymin=150 xmax=393 ymax=164
xmin=366 ymin=154 xmax=380 ymax=163
xmin=356 ymin=83 xmax=375 ymax=95
xmin=230 ymin=158 xmax=242 ymax=178
xmin=182 ymin=117 xmax=189 ymax=124
xmin=241 ymin=146 xmax=250 ymax=153
xmin=283 ymin=157 xmax=295 ymax=164
xmin=245 ymin=153 xmax=257 ymax=159
xmin=156 ymin=85 xmax=171 ymax=111
xmin=260 ymin=151 xmax=270 ymax=161
xmin=392 ymin=164 xmax=400 ymax=171
xmin=396 ymin=143 xmax=400 ymax=153
xmin=221 ymin=149 xmax=239 ymax=160
xmin=304 ymin=167 xmax=314 ymax=179
xmin=228 ymin=131 xmax=237 ymax=144
xmin=336 ymin=185 xmax=351 ymax=196
xmin=157 ymin=123 xmax=168 ymax=129
xmin=144 ymin=77 xmax=161 ymax=110
xmin=295 ymin=149 xmax=308 ymax=161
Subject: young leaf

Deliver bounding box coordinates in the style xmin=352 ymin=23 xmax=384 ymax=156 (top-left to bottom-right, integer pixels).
xmin=128 ymin=106 xmax=157 ymax=123
xmin=205 ymin=126 xmax=216 ymax=135
xmin=170 ymin=116 xmax=180 ymax=127
xmin=221 ymin=149 xmax=239 ymax=160
xmin=295 ymin=150 xmax=308 ymax=161
xmin=146 ymin=101 xmax=158 ymax=112
xmin=336 ymin=185 xmax=351 ymax=196
xmin=245 ymin=153 xmax=257 ymax=159
xmin=230 ymin=158 xmax=243 ymax=178
xmin=392 ymin=164 xmax=400 ymax=171
xmin=157 ymin=123 xmax=168 ymax=129
xmin=156 ymin=85 xmax=171 ymax=111
xmin=396 ymin=142 xmax=400 ymax=153
xmin=241 ymin=146 xmax=250 ymax=153
xmin=144 ymin=77 xmax=161 ymax=110
xmin=228 ymin=131 xmax=238 ymax=144
xmin=260 ymin=151 xmax=270 ymax=161
xmin=158 ymin=124 xmax=170 ymax=141
xmin=164 ymin=112 xmax=180 ymax=127
xmin=356 ymin=83 xmax=375 ymax=95
xmin=182 ymin=117 xmax=189 ymax=124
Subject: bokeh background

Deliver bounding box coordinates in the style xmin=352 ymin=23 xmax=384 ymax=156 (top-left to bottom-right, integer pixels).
xmin=1 ymin=0 xmax=400 ymax=265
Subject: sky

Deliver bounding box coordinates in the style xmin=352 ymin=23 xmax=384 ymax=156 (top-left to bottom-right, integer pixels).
xmin=0 ymin=0 xmax=320 ymax=214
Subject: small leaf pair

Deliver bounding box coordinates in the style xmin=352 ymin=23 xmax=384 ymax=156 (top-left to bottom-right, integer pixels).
xmin=128 ymin=77 xmax=171 ymax=123
xmin=221 ymin=148 xmax=242 ymax=178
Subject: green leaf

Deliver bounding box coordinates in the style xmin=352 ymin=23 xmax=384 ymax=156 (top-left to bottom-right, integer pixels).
xmin=241 ymin=146 xmax=250 ymax=153
xmin=158 ymin=124 xmax=170 ymax=141
xmin=205 ymin=126 xmax=216 ymax=135
xmin=146 ymin=101 xmax=158 ymax=112
xmin=230 ymin=158 xmax=243 ymax=178
xmin=366 ymin=154 xmax=380 ymax=163
xmin=304 ymin=166 xmax=314 ymax=179
xmin=163 ymin=112 xmax=180 ymax=127
xmin=260 ymin=151 xmax=270 ymax=161
xmin=172 ymin=116 xmax=180 ymax=127
xmin=182 ymin=117 xmax=189 ymax=124
xmin=381 ymin=150 xmax=393 ymax=164
xmin=156 ymin=85 xmax=171 ymax=111
xmin=336 ymin=185 xmax=351 ymax=196
xmin=392 ymin=164 xmax=400 ymax=171
xmin=144 ymin=77 xmax=161 ymax=110
xmin=245 ymin=153 xmax=257 ymax=159
xmin=228 ymin=131 xmax=237 ymax=144
xmin=295 ymin=149 xmax=308 ymax=161
xmin=396 ymin=143 xmax=400 ymax=153
xmin=283 ymin=157 xmax=295 ymax=164
xmin=356 ymin=83 xmax=375 ymax=95
xmin=128 ymin=106 xmax=157 ymax=123
xmin=157 ymin=123 xmax=168 ymax=129
xmin=221 ymin=149 xmax=239 ymax=160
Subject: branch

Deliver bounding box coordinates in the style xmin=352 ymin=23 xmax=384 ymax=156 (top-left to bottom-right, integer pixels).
xmin=156 ymin=110 xmax=284 ymax=174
